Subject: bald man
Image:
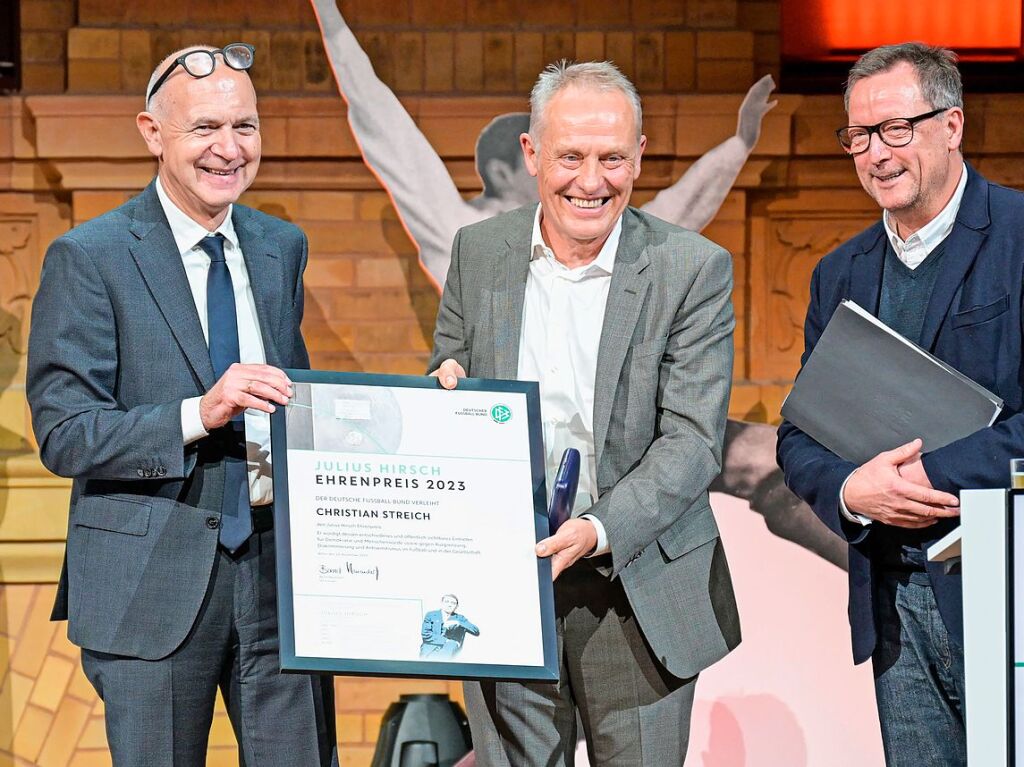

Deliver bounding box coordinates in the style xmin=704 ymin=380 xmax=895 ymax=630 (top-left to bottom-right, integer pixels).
xmin=27 ymin=45 xmax=337 ymax=765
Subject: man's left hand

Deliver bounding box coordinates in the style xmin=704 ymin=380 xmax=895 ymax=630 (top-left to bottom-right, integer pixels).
xmin=536 ymin=518 xmax=598 ymax=581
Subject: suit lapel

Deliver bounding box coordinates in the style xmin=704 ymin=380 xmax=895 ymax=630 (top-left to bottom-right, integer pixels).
xmin=847 ymin=227 xmax=886 ymax=316
xmin=593 ymin=211 xmax=650 ymax=464
xmin=492 ymin=209 xmax=533 ymax=379
xmin=128 ymin=184 xmax=217 ymax=390
xmin=233 ymin=207 xmax=285 ymax=368
xmin=918 ymin=167 xmax=990 ymax=351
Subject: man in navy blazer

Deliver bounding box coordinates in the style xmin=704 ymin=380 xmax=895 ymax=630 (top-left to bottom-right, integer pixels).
xmin=27 ymin=46 xmax=336 ymax=765
xmin=777 ymin=43 xmax=1024 ymax=767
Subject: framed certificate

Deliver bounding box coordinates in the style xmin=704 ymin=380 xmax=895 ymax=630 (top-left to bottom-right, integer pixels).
xmin=270 ymin=369 xmax=558 ymax=682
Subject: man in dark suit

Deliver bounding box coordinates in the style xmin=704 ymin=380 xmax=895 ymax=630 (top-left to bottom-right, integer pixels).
xmin=777 ymin=42 xmax=1024 ymax=767
xmin=27 ymin=44 xmax=336 ymax=766
xmin=430 ymin=61 xmax=739 ymax=766
xmin=419 ymin=594 xmax=480 ymax=659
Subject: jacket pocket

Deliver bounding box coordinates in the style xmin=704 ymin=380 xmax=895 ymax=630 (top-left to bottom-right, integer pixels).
xmin=952 ymin=294 xmax=1009 ymax=328
xmin=657 ymin=501 xmax=719 ymax=560
xmin=73 ymin=494 xmax=151 ymax=536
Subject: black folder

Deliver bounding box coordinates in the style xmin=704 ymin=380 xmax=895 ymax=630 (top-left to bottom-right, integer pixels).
xmin=780 ymin=300 xmax=1003 ymax=465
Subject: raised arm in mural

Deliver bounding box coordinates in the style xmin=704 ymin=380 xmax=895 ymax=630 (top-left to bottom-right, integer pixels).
xmin=311 ymin=0 xmax=502 ymax=288
xmin=310 ymin=0 xmax=776 ymax=286
xmin=642 ymin=73 xmax=776 ymax=228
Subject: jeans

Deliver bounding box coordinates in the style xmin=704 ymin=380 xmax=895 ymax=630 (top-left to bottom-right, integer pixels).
xmin=871 ymin=571 xmax=966 ymax=767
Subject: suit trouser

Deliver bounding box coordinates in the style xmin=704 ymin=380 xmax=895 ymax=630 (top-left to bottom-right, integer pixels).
xmin=465 ymin=561 xmax=697 ymax=767
xmin=81 ymin=521 xmax=338 ymax=767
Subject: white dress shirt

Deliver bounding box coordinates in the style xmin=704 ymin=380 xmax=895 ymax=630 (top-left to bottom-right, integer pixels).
xmin=155 ymin=178 xmax=274 ymax=506
xmin=840 ymin=162 xmax=968 ymax=524
xmin=883 ymin=161 xmax=968 ymax=269
xmin=517 ymin=205 xmax=621 ymax=555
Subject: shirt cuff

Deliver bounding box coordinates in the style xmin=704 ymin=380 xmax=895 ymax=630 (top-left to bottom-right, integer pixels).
xmin=839 ymin=470 xmax=872 ymax=526
xmin=181 ymin=397 xmax=209 ymax=445
xmin=580 ymin=514 xmax=610 ymax=556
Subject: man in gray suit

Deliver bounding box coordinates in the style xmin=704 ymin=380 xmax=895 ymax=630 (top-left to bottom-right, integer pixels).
xmin=429 ymin=61 xmax=740 ymax=766
xmin=27 ymin=44 xmax=336 ymax=765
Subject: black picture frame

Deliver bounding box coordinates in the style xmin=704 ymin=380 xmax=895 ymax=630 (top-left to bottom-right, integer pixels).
xmin=270 ymin=369 xmax=558 ymax=683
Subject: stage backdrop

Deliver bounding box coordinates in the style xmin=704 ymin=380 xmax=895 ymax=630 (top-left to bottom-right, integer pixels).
xmin=2 ymin=1 xmax=1023 ymax=764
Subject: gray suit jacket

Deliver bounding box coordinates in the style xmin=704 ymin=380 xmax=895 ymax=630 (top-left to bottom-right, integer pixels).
xmin=27 ymin=182 xmax=310 ymax=660
xmin=429 ymin=204 xmax=740 ymax=679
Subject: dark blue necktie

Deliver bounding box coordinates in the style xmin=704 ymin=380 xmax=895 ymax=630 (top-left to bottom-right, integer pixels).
xmin=199 ymin=234 xmax=252 ymax=552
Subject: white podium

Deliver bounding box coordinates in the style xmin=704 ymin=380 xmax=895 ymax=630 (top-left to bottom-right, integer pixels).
xmin=928 ymin=489 xmax=1016 ymax=766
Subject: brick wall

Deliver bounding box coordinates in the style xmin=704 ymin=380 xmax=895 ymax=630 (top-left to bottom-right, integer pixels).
xmin=19 ymin=0 xmax=75 ymax=92
xmin=51 ymin=0 xmax=780 ymax=96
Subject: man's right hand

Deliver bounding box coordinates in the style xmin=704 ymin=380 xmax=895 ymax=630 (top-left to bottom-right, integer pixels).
xmin=429 ymin=358 xmax=466 ymax=390
xmin=842 ymin=439 xmax=960 ymax=528
xmin=200 ymin=363 xmax=293 ymax=431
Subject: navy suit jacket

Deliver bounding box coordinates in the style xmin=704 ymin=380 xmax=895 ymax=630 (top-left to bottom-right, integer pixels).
xmin=777 ymin=165 xmax=1024 ymax=663
xmin=27 ymin=181 xmax=310 ymax=660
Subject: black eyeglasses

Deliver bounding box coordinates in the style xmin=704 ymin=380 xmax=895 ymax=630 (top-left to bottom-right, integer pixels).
xmin=836 ymin=108 xmax=950 ymax=155
xmin=146 ymin=43 xmax=255 ymax=105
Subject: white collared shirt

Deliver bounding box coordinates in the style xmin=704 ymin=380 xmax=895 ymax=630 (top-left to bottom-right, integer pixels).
xmin=840 ymin=162 xmax=968 ymax=524
xmin=517 ymin=205 xmax=621 ymax=554
xmin=156 ymin=177 xmax=273 ymax=505
xmin=882 ymin=162 xmax=968 ymax=269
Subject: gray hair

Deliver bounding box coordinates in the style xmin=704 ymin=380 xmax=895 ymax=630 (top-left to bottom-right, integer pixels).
xmin=844 ymin=42 xmax=963 ymax=112
xmin=528 ymin=60 xmax=642 ymax=144
xmin=145 ymin=43 xmax=216 ymax=113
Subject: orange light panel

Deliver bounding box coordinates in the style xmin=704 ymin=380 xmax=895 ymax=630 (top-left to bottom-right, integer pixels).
xmin=784 ymin=0 xmax=1022 ymax=56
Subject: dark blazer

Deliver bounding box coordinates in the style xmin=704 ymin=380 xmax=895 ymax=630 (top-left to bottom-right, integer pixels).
xmin=777 ymin=165 xmax=1024 ymax=663
xmin=27 ymin=182 xmax=310 ymax=660
xmin=430 ymin=204 xmax=741 ymax=679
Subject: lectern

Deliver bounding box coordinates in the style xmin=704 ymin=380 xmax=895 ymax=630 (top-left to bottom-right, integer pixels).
xmin=928 ymin=489 xmax=1018 ymax=766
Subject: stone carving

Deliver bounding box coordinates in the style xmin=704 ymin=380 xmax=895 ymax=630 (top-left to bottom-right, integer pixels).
xmin=753 ymin=213 xmax=875 ymax=380
xmin=0 ymin=218 xmax=33 ymax=357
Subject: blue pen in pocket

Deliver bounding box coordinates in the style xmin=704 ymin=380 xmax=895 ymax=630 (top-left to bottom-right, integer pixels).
xmin=547 ymin=448 xmax=580 ymax=533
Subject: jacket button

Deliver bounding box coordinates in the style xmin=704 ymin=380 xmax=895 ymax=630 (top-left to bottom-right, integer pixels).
xmin=205 ymin=516 xmax=220 ymax=530
xmin=156 ymin=467 xmax=166 ymax=476
xmin=137 ymin=468 xmax=145 ymax=477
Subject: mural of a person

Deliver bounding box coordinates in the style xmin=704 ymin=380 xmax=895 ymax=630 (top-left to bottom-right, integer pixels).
xmin=312 ymin=0 xmax=776 ymax=290
xmin=309 ymin=0 xmax=844 ymax=569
